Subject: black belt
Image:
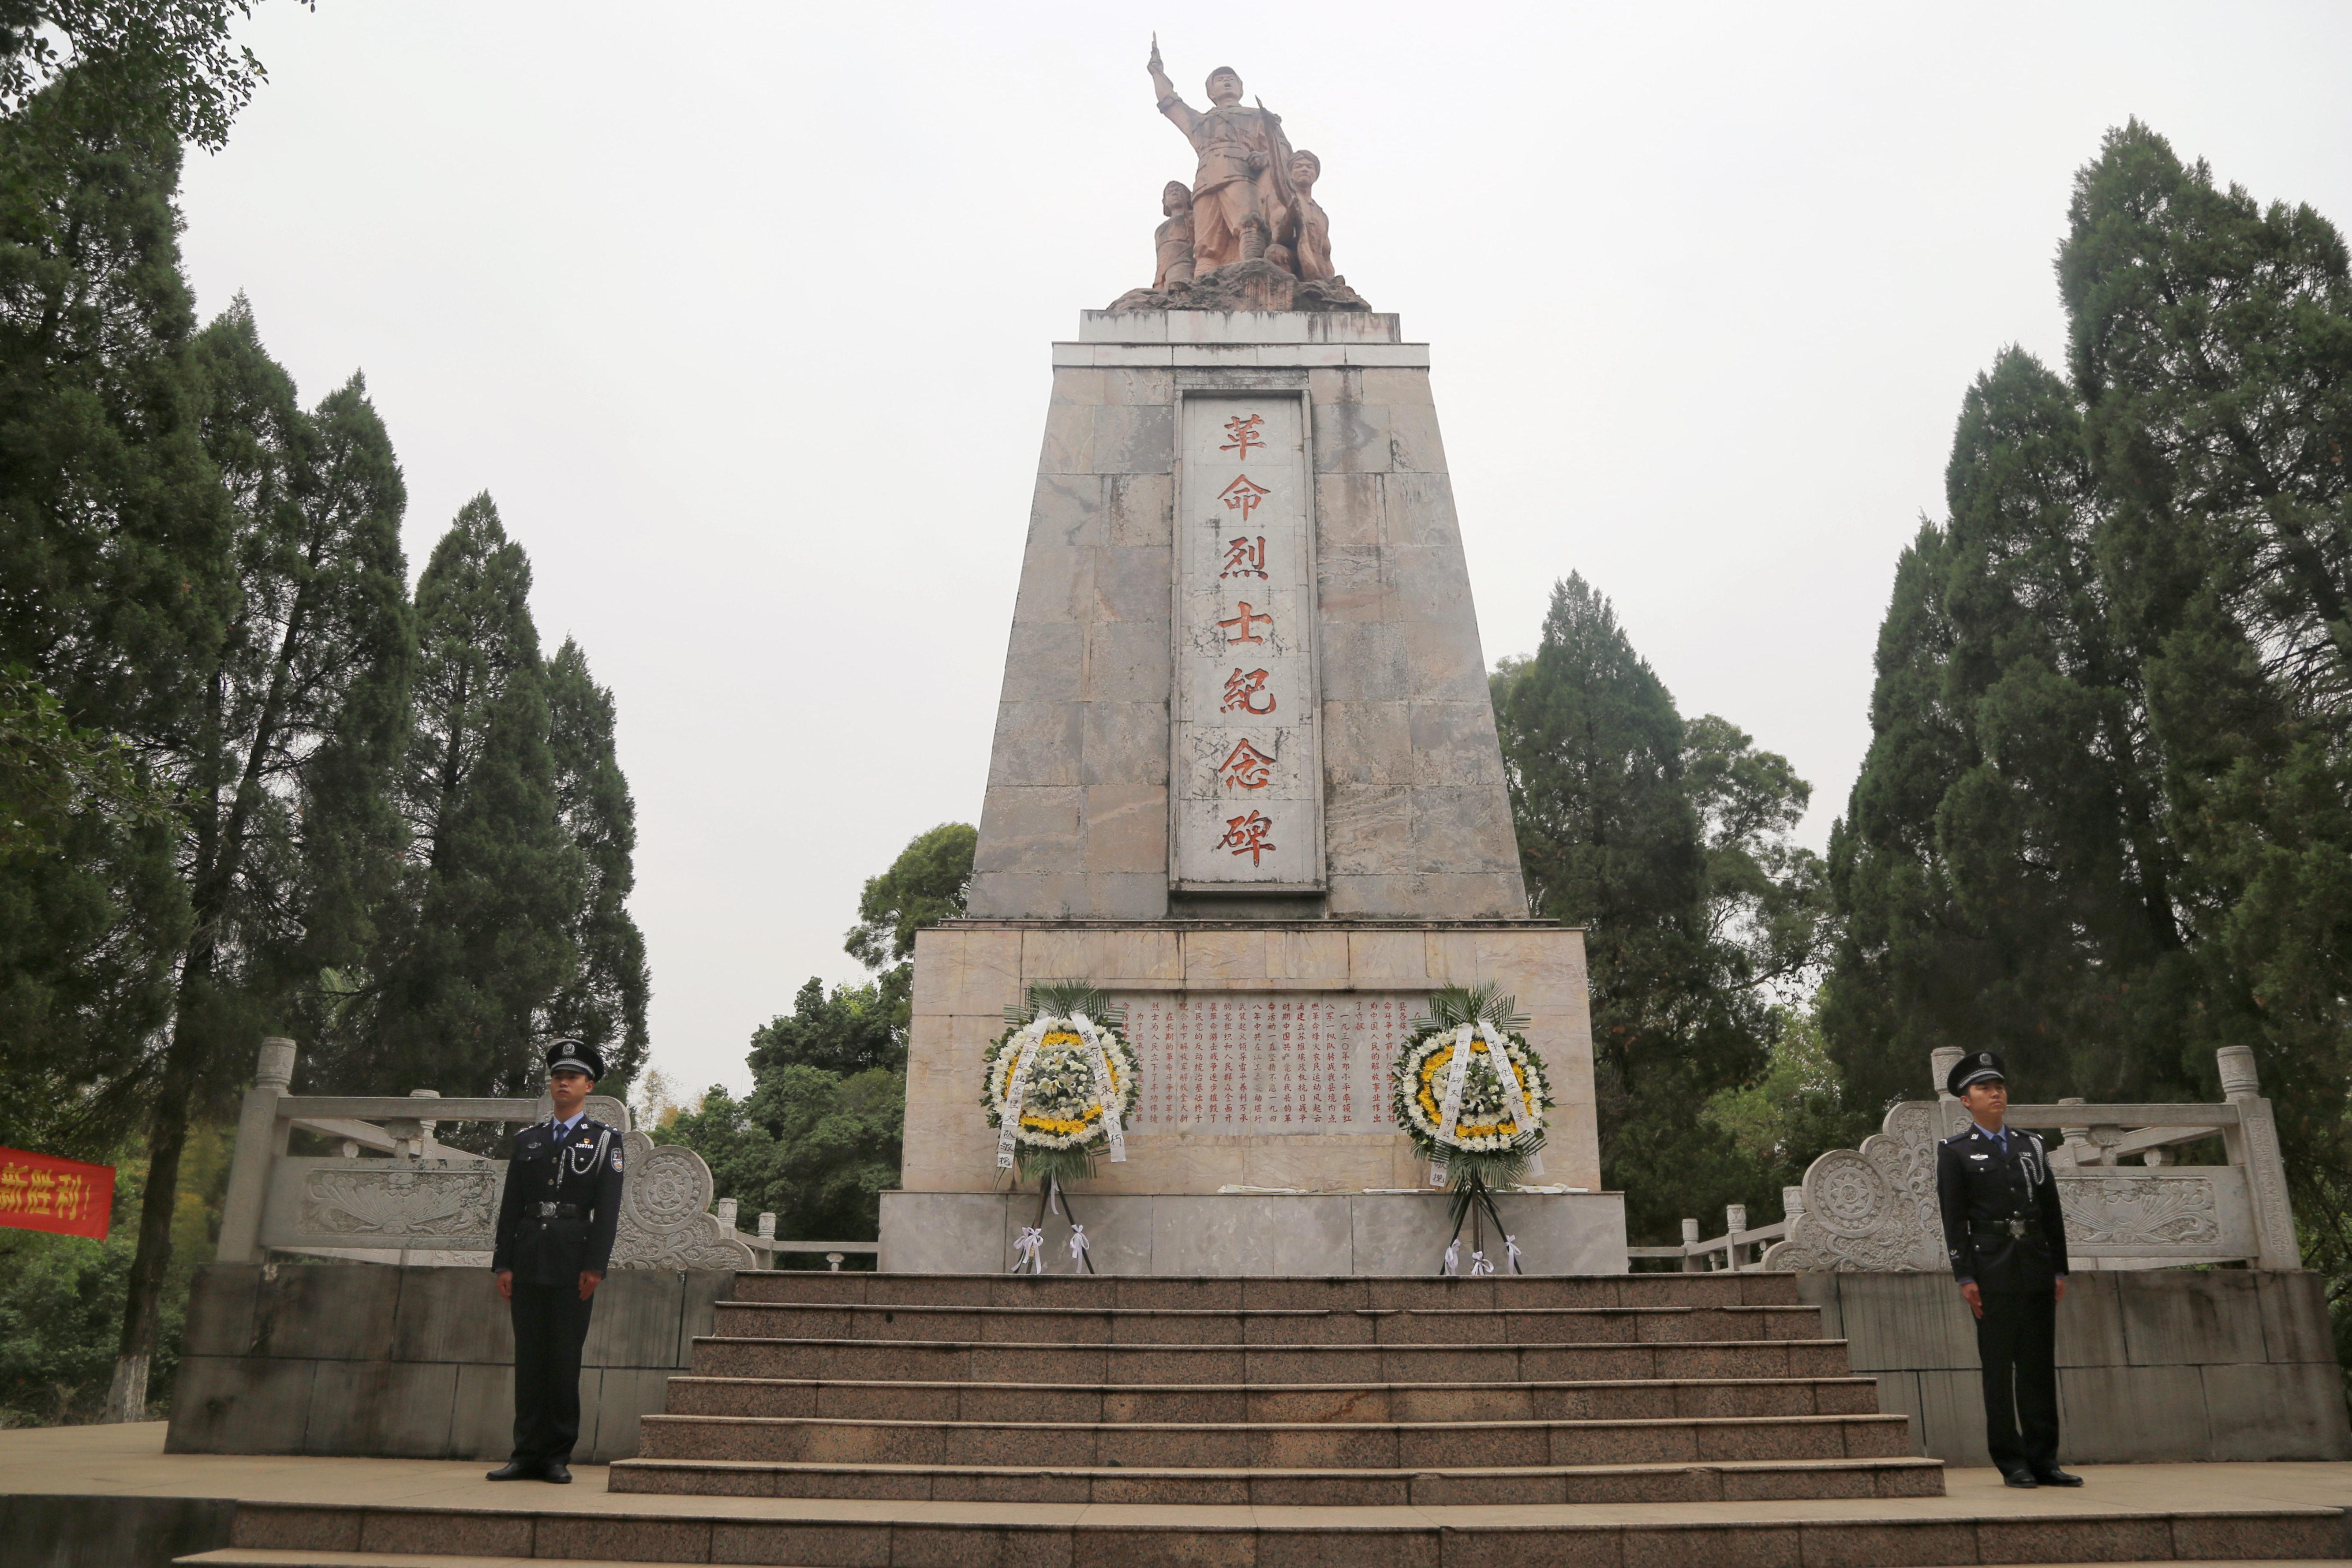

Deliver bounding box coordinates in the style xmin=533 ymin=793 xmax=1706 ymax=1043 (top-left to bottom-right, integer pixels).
xmin=532 ymin=1202 xmax=585 ymax=1220
xmin=1969 ymin=1217 xmax=2040 ymax=1239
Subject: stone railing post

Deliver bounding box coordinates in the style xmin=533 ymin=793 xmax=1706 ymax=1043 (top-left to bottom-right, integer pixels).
xmin=2215 ymin=1046 xmax=2300 ymax=1269
xmin=215 ymin=1037 xmax=297 ymax=1264
xmin=1929 ymin=1047 xmax=1970 ymax=1135
xmin=1679 ymin=1216 xmax=1701 ymax=1273
xmin=1724 ymin=1204 xmax=1749 ymax=1268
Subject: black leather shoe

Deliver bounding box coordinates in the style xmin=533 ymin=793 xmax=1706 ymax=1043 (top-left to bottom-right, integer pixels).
xmin=486 ymin=1461 xmax=539 ymax=1482
xmin=2034 ymin=1467 xmax=2083 ymax=1486
xmin=2003 ymin=1468 xmax=2039 ymax=1488
xmin=542 ymin=1462 xmax=573 ymax=1484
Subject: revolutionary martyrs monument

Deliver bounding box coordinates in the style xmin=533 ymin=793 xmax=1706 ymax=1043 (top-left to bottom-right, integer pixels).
xmin=880 ymin=48 xmax=1623 ymax=1273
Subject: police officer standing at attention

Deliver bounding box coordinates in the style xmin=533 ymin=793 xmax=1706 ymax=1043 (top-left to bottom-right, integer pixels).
xmin=1936 ymin=1051 xmax=2081 ymax=1489
xmin=488 ymin=1039 xmax=625 ymax=1483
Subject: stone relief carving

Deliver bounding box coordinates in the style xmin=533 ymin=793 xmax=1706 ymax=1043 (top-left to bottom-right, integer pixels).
xmin=300 ymin=1168 xmax=499 ymax=1240
xmin=1762 ymin=1100 xmax=1948 ymax=1272
xmin=606 ymin=1130 xmax=754 ymax=1270
xmin=2059 ymin=1176 xmax=2220 ymax=1247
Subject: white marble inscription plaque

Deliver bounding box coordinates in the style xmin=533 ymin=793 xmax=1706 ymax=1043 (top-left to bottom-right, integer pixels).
xmin=1122 ymin=992 xmax=1414 ymax=1135
xmin=1172 ymin=392 xmax=1324 ymax=890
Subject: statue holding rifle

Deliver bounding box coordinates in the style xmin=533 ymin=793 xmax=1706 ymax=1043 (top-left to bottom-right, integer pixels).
xmin=1121 ymin=40 xmax=1364 ymax=312
xmin=1147 ymin=41 xmax=1289 ymax=273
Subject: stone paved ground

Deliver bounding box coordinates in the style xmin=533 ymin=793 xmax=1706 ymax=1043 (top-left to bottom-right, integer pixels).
xmin=10 ymin=1420 xmax=2346 ymax=1528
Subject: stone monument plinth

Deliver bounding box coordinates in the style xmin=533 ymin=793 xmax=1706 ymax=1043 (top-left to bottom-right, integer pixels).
xmin=881 ymin=310 xmax=1624 ymax=1273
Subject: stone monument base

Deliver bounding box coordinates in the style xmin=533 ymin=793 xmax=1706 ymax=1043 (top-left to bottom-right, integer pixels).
xmin=887 ymin=918 xmax=1617 ymax=1273
xmin=878 ymin=1189 xmax=1629 ymax=1276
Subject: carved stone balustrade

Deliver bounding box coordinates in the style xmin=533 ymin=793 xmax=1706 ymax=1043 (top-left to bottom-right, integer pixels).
xmin=214 ymin=1040 xmax=755 ymax=1271
xmin=1756 ymin=1048 xmax=2300 ymax=1273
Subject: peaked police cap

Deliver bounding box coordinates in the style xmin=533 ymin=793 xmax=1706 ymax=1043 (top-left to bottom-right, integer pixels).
xmin=546 ymin=1037 xmax=605 ymax=1082
xmin=1947 ymin=1049 xmax=2006 ymax=1097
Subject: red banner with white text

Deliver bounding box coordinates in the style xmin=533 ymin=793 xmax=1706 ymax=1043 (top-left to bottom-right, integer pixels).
xmin=0 ymin=1146 xmax=115 ymax=1239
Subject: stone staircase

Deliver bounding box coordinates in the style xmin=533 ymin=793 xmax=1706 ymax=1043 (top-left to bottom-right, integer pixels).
xmin=612 ymin=1268 xmax=1938 ymax=1505
xmin=173 ymin=1269 xmax=2352 ymax=1568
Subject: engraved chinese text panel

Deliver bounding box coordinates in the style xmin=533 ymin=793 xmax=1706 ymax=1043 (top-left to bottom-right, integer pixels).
xmin=1174 ymin=396 xmax=1322 ymax=887
xmin=1119 ymin=992 xmax=1414 ymax=1136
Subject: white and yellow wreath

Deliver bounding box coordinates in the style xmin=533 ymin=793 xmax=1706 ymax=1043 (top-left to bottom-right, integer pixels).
xmin=980 ymin=982 xmax=1140 ymax=1188
xmin=1391 ymin=983 xmax=1552 ymax=1187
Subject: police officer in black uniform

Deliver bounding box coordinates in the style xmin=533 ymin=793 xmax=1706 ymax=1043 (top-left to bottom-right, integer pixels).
xmin=487 ymin=1039 xmax=625 ymax=1483
xmin=1935 ymin=1050 xmax=2081 ymax=1489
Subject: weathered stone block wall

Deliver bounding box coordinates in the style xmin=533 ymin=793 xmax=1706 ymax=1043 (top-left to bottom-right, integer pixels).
xmin=969 ymin=310 xmax=1526 ymax=921
xmin=165 ymin=1263 xmax=730 ymax=1463
xmin=1799 ymin=1269 xmax=2352 ymax=1463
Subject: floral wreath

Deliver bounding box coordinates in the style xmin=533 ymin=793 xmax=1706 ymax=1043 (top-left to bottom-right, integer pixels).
xmin=1391 ymin=983 xmax=1552 ymax=1189
xmin=980 ymin=982 xmax=1140 ymax=1190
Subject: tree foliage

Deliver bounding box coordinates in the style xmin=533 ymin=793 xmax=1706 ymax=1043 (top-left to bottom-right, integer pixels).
xmin=323 ymin=496 xmax=654 ymax=1102
xmin=845 ymin=820 xmax=974 ymax=1033
xmin=1493 ymin=575 xmax=1833 ymax=1239
xmin=0 ymin=0 xmax=278 ymax=152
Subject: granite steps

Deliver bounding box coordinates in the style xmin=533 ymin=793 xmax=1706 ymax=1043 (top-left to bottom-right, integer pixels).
xmin=614 ymin=1271 xmax=1908 ymax=1512
xmin=173 ymin=1558 xmax=2352 ymax=1568
xmin=183 ymin=1496 xmax=2352 ymax=1568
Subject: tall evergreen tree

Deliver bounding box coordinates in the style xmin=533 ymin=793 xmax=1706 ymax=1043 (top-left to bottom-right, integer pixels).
xmin=1493 ymin=576 xmax=1790 ymax=1238
xmin=1824 ymin=348 xmax=2199 ymax=1113
xmin=542 ymin=636 xmax=649 ymax=1084
xmin=341 ymin=495 xmax=582 ymax=1100
xmin=2060 ymin=119 xmax=2352 ymax=1293
xmin=0 ymin=56 xmax=220 ymax=1155
xmin=104 ymin=303 xmax=409 ymax=1419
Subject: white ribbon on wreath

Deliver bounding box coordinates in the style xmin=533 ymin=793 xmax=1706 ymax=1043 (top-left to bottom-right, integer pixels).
xmin=1070 ymin=1013 xmax=1128 ymax=1163
xmin=1014 ymin=1226 xmax=1045 ymax=1273
xmin=995 ymin=1020 xmax=1049 ymax=1170
xmin=1428 ymin=1020 xmax=1544 ymax=1184
xmin=1068 ymin=1224 xmax=1092 ymax=1268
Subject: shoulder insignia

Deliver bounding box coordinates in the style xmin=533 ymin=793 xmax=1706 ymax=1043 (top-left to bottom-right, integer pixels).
xmin=611 ymin=1152 xmax=624 ymax=1171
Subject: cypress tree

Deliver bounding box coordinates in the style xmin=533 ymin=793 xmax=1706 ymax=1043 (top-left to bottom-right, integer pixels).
xmin=2060 ymin=120 xmax=2352 ymax=1283
xmin=1825 ymin=349 xmax=2199 ymax=1111
xmin=0 ymin=56 xmax=218 ymax=1156
xmin=103 ymin=302 xmax=409 ymax=1419
xmin=344 ymin=495 xmax=583 ymax=1100
xmin=1492 ymin=575 xmax=1773 ymax=1238
xmin=542 ymin=636 xmax=649 ymax=1085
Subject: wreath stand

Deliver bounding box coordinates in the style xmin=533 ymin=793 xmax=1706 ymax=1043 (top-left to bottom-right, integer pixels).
xmin=1010 ymin=1171 xmax=1098 ymax=1275
xmin=1441 ymin=1169 xmax=1525 ymax=1275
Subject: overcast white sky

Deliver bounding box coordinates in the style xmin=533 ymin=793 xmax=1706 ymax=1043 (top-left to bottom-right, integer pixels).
xmin=174 ymin=2 xmax=2352 ymax=1098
